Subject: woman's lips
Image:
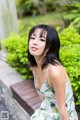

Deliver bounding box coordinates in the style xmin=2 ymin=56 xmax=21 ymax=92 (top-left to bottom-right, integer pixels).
xmin=31 ymin=47 xmax=38 ymax=51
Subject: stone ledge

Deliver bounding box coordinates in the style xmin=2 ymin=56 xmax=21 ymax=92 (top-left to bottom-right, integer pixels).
xmin=0 ymin=59 xmax=31 ymax=120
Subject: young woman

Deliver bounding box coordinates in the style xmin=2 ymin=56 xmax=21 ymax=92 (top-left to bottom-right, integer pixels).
xmin=28 ymin=24 xmax=78 ymax=120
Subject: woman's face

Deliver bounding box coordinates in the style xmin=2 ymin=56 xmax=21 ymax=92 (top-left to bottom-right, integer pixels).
xmin=29 ymin=28 xmax=47 ymax=57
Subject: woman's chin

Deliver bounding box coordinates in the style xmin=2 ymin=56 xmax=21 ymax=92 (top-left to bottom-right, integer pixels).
xmin=30 ymin=53 xmax=42 ymax=58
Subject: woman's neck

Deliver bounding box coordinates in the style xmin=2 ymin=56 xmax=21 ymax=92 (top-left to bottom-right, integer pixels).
xmin=34 ymin=56 xmax=43 ymax=67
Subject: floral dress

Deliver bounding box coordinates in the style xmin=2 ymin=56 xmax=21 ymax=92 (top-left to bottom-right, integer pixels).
xmin=31 ymin=78 xmax=78 ymax=120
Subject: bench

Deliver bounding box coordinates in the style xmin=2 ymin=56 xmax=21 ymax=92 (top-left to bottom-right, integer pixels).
xmin=10 ymin=79 xmax=41 ymax=116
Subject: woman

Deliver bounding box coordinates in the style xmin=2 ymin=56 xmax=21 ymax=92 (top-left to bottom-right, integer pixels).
xmin=28 ymin=24 xmax=78 ymax=120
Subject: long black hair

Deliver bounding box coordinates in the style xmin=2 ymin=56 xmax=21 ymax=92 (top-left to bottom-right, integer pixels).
xmin=28 ymin=24 xmax=62 ymax=69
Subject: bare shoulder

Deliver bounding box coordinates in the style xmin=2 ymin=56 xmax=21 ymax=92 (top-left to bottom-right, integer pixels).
xmin=48 ymin=64 xmax=67 ymax=85
xmin=48 ymin=64 xmax=66 ymax=77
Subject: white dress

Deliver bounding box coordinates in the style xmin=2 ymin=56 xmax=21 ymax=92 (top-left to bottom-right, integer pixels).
xmin=31 ymin=78 xmax=78 ymax=120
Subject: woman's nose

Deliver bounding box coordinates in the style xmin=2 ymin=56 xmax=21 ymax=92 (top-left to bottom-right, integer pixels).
xmin=33 ymin=39 xmax=38 ymax=45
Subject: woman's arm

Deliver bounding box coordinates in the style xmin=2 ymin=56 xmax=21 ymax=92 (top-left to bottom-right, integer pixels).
xmin=48 ymin=65 xmax=70 ymax=120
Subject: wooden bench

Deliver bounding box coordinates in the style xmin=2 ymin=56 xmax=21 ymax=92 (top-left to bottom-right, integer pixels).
xmin=10 ymin=79 xmax=41 ymax=116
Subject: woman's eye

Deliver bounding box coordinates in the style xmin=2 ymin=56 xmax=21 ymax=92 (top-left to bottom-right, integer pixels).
xmin=40 ymin=39 xmax=46 ymax=42
xmin=30 ymin=37 xmax=35 ymax=40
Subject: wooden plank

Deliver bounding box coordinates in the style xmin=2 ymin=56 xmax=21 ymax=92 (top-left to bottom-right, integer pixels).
xmin=24 ymin=96 xmax=41 ymax=102
xmin=17 ymin=88 xmax=36 ymax=95
xmin=32 ymin=102 xmax=41 ymax=110
xmin=11 ymin=79 xmax=34 ymax=90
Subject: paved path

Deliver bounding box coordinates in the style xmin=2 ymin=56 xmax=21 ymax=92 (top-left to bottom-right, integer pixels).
xmin=0 ymin=50 xmax=15 ymax=120
xmin=0 ymin=100 xmax=15 ymax=120
xmin=0 ymin=50 xmax=13 ymax=119
xmin=0 ymin=50 xmax=31 ymax=120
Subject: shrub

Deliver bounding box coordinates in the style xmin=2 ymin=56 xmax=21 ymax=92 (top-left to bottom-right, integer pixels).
xmin=59 ymin=26 xmax=80 ymax=105
xmin=69 ymin=17 xmax=80 ymax=34
xmin=2 ymin=31 xmax=33 ymax=79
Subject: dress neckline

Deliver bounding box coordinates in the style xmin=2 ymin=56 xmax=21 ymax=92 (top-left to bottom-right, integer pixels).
xmin=33 ymin=67 xmax=70 ymax=92
xmin=35 ymin=79 xmax=47 ymax=91
xmin=33 ymin=67 xmax=50 ymax=91
xmin=35 ymin=78 xmax=70 ymax=92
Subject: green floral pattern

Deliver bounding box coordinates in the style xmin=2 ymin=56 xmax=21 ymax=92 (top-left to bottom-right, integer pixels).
xmin=31 ymin=79 xmax=78 ymax=120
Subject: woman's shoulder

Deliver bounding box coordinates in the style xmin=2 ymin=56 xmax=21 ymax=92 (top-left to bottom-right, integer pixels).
xmin=47 ymin=64 xmax=67 ymax=84
xmin=48 ymin=64 xmax=66 ymax=74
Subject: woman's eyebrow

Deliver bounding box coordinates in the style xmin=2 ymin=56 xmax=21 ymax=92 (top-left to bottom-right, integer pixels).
xmin=40 ymin=35 xmax=46 ymax=39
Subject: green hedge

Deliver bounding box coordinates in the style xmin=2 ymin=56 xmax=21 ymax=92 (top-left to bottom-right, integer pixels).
xmin=2 ymin=23 xmax=80 ymax=105
xmin=59 ymin=26 xmax=80 ymax=105
xmin=2 ymin=31 xmax=33 ymax=79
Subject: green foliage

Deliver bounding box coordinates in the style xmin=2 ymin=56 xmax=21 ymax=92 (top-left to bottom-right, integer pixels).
xmin=69 ymin=17 xmax=80 ymax=33
xmin=16 ymin=0 xmax=80 ymax=19
xmin=59 ymin=26 xmax=80 ymax=105
xmin=16 ymin=0 xmax=40 ymax=17
xmin=16 ymin=0 xmax=58 ymax=17
xmin=63 ymin=9 xmax=80 ymax=24
xmin=2 ymin=31 xmax=33 ymax=79
xmin=59 ymin=27 xmax=80 ymax=46
xmin=18 ymin=20 xmax=36 ymax=34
